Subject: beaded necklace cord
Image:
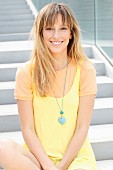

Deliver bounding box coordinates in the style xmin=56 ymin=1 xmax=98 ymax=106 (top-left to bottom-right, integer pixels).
xmin=53 ymin=58 xmax=69 ymax=125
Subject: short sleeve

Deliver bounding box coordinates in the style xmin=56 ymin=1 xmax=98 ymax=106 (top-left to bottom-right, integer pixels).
xmin=79 ymin=60 xmax=97 ymax=96
xmin=14 ymin=61 xmax=33 ymax=100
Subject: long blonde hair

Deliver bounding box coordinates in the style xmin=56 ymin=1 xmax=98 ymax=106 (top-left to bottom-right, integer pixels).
xmin=30 ymin=2 xmax=88 ymax=97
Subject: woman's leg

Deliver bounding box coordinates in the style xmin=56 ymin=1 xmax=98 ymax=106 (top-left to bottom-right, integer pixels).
xmin=0 ymin=140 xmax=42 ymax=170
xmin=74 ymin=169 xmax=86 ymax=170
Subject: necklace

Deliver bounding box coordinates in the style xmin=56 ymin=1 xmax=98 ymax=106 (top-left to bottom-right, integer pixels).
xmin=53 ymin=59 xmax=68 ymax=125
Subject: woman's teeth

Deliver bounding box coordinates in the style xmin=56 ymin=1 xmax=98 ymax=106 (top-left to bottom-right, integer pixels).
xmin=50 ymin=41 xmax=63 ymax=44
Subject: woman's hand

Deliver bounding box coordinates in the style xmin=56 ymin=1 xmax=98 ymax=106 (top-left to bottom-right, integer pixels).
xmin=43 ymin=165 xmax=60 ymax=170
xmin=57 ymin=164 xmax=66 ymax=170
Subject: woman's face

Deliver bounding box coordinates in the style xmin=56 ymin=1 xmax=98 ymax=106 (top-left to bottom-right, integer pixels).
xmin=43 ymin=14 xmax=71 ymax=56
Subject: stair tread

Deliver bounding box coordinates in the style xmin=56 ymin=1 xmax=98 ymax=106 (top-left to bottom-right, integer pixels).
xmin=89 ymin=124 xmax=113 ymax=143
xmin=0 ymin=76 xmax=112 ymax=89
xmin=0 ymin=63 xmax=23 ymax=68
xmin=0 ymin=59 xmax=104 ymax=68
xmin=0 ymin=124 xmax=113 ymax=144
xmin=0 ymin=104 xmax=17 ymax=116
xmin=94 ymin=97 xmax=113 ymax=109
xmin=0 ymin=131 xmax=24 ymax=144
xmin=90 ymin=58 xmax=105 ymax=64
xmin=0 ymin=81 xmax=15 ymax=89
xmin=96 ymin=76 xmax=113 ymax=83
xmin=96 ymin=160 xmax=113 ymax=170
xmin=0 ymin=40 xmax=33 ymax=52
xmin=0 ymin=97 xmax=112 ymax=116
xmin=0 ymin=160 xmax=113 ymax=170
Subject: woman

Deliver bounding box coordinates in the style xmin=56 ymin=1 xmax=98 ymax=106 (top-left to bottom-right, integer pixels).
xmin=0 ymin=2 xmax=97 ymax=170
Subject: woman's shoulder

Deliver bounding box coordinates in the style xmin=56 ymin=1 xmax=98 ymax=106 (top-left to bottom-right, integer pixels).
xmin=80 ymin=59 xmax=96 ymax=72
xmin=17 ymin=60 xmax=33 ymax=76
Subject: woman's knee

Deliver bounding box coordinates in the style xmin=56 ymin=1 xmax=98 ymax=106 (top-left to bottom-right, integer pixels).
xmin=0 ymin=140 xmax=18 ymax=165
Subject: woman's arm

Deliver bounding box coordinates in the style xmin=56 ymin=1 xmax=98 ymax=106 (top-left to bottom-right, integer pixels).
xmin=17 ymin=100 xmax=59 ymax=170
xmin=57 ymin=94 xmax=96 ymax=170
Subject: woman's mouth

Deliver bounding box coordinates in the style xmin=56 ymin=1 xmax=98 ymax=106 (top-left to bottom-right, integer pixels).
xmin=50 ymin=41 xmax=63 ymax=45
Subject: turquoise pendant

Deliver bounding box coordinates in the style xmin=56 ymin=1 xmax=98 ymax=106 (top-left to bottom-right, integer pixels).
xmin=60 ymin=111 xmax=64 ymax=114
xmin=58 ymin=117 xmax=66 ymax=125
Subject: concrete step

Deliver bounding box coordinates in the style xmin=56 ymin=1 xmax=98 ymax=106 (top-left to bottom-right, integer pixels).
xmin=0 ymin=1 xmax=27 ymax=5
xmin=0 ymin=97 xmax=113 ymax=132
xmin=0 ymin=124 xmax=113 ymax=161
xmin=0 ymin=50 xmax=31 ymax=64
xmin=0 ymin=131 xmax=24 ymax=144
xmin=84 ymin=46 xmax=94 ymax=58
xmin=0 ymin=161 xmax=113 ymax=170
xmin=92 ymin=97 xmax=113 ymax=125
xmin=0 ymin=8 xmax=32 ymax=15
xmin=0 ymin=14 xmax=34 ymax=21
xmin=0 ymin=33 xmax=30 ymax=41
xmin=0 ymin=63 xmax=22 ymax=81
xmin=96 ymin=160 xmax=113 ymax=170
xmin=97 ymin=76 xmax=113 ymax=98
xmin=0 ymin=4 xmax=29 ymax=10
xmin=0 ymin=76 xmax=113 ymax=104
xmin=0 ymin=104 xmax=20 ymax=132
xmin=91 ymin=59 xmax=106 ymax=76
xmin=89 ymin=124 xmax=113 ymax=160
xmin=0 ymin=41 xmax=33 ymax=52
xmin=0 ymin=0 xmax=25 ymax=2
xmin=0 ymin=25 xmax=32 ymax=34
xmin=0 ymin=20 xmax=34 ymax=26
xmin=0 ymin=59 xmax=106 ymax=82
xmin=0 ymin=81 xmax=16 ymax=104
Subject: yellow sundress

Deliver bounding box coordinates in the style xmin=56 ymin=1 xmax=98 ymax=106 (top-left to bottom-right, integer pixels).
xmin=15 ymin=60 xmax=97 ymax=170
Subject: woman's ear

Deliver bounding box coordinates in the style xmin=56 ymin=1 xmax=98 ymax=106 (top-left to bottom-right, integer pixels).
xmin=70 ymin=34 xmax=72 ymax=39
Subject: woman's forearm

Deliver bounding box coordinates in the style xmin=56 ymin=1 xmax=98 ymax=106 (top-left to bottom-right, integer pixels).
xmin=57 ymin=126 xmax=88 ymax=170
xmin=22 ymin=129 xmax=56 ymax=170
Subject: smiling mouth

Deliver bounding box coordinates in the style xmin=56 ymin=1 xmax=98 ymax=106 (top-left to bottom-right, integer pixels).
xmin=50 ymin=41 xmax=63 ymax=45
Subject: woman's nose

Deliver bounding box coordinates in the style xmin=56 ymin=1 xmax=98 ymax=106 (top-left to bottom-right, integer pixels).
xmin=52 ymin=29 xmax=59 ymax=38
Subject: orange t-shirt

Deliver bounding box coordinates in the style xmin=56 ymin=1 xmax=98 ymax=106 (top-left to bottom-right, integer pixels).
xmin=14 ymin=59 xmax=97 ymax=100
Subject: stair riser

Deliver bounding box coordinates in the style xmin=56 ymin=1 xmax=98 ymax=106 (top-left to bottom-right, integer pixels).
xmin=0 ymin=68 xmax=17 ymax=81
xmin=0 ymin=2 xmax=27 ymax=6
xmin=0 ymin=90 xmax=16 ymax=104
xmin=0 ymin=108 xmax=113 ymax=132
xmin=91 ymin=108 xmax=113 ymax=125
xmin=84 ymin=47 xmax=94 ymax=58
xmin=92 ymin=141 xmax=113 ymax=160
xmin=0 ymin=0 xmax=27 ymax=6
xmin=0 ymin=83 xmax=112 ymax=104
xmin=0 ymin=0 xmax=25 ymax=2
xmin=0 ymin=4 xmax=29 ymax=10
xmin=1 ymin=108 xmax=113 ymax=132
xmin=0 ymin=20 xmax=34 ymax=26
xmin=0 ymin=62 xmax=106 ymax=81
xmin=94 ymin=63 xmax=106 ymax=76
xmin=0 ymin=26 xmax=32 ymax=34
xmin=0 ymin=115 xmax=20 ymax=132
xmin=97 ymin=83 xmax=113 ymax=98
xmin=0 ymin=15 xmax=34 ymax=21
xmin=0 ymin=9 xmax=32 ymax=15
xmin=0 ymin=51 xmax=31 ymax=64
xmin=0 ymin=33 xmax=29 ymax=41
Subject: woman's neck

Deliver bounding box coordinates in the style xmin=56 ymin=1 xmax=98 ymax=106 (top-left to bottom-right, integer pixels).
xmin=52 ymin=56 xmax=69 ymax=71
xmin=51 ymin=52 xmax=70 ymax=71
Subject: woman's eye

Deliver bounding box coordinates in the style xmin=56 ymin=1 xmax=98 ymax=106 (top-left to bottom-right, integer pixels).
xmin=45 ymin=28 xmax=53 ymax=30
xmin=60 ymin=27 xmax=67 ymax=30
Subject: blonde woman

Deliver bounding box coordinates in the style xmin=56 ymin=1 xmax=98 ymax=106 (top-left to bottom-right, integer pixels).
xmin=0 ymin=3 xmax=97 ymax=170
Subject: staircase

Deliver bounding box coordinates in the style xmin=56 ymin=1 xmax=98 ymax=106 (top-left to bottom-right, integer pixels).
xmin=0 ymin=1 xmax=113 ymax=170
xmin=0 ymin=0 xmax=35 ymax=41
